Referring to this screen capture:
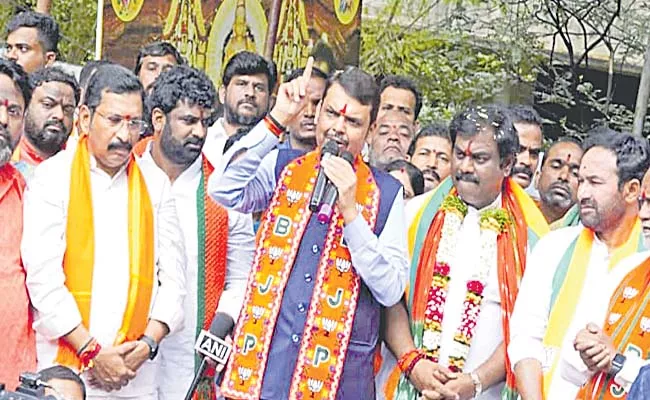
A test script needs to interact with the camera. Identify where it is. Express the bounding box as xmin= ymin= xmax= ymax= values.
xmin=0 ymin=373 xmax=56 ymax=399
